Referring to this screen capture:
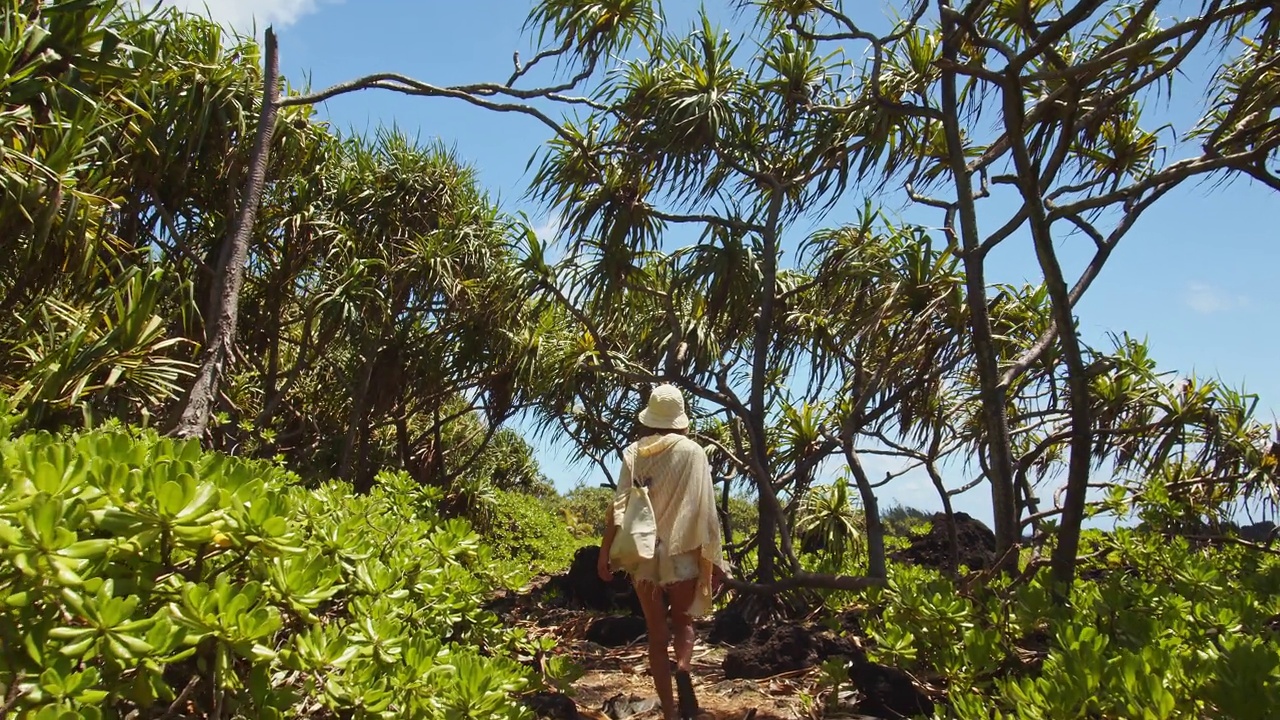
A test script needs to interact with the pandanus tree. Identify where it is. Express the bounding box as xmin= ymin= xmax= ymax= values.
xmin=278 ymin=0 xmax=1280 ymax=590
xmin=245 ymin=131 xmax=536 ymax=490
xmin=0 ymin=2 xmax=265 ymax=428
xmin=508 ymin=16 xmax=986 ymax=588
xmin=0 ymin=4 xmax=547 ymax=495
xmin=10 ymin=0 xmax=1272 ymax=593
